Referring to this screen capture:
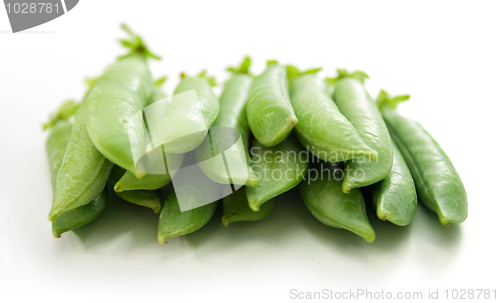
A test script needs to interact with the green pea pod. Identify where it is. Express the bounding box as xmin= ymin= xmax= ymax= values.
xmin=366 ymin=142 xmax=417 ymax=226
xmin=48 ymin=90 xmax=114 ymax=221
xmin=46 ymin=120 xmax=73 ymax=190
xmin=52 ymin=190 xmax=107 ymax=238
xmin=85 ymin=25 xmax=158 ymax=177
xmin=299 ymin=161 xmax=376 ymax=243
xmin=158 ymin=193 xmax=218 ymax=244
xmin=45 ymin=113 xmax=105 ymax=237
xmin=113 ymin=146 xmax=182 ymax=192
xmin=329 ymin=70 xmax=393 ymax=193
xmin=246 ymin=63 xmax=298 ymax=147
xmin=246 ymin=135 xmax=308 ymax=211
xmin=152 ymin=71 xmax=219 ymax=153
xmin=195 ymin=58 xmax=258 ymax=187
xmin=114 ymin=155 xmax=171 ymax=192
xmin=222 ymin=187 xmax=275 ymax=227
xmin=377 ymin=91 xmax=468 ymax=226
xmin=108 ymin=166 xmax=162 ymax=214
xmin=289 ymin=72 xmax=376 ymax=162
xmin=114 ymin=79 xmax=184 ymax=191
